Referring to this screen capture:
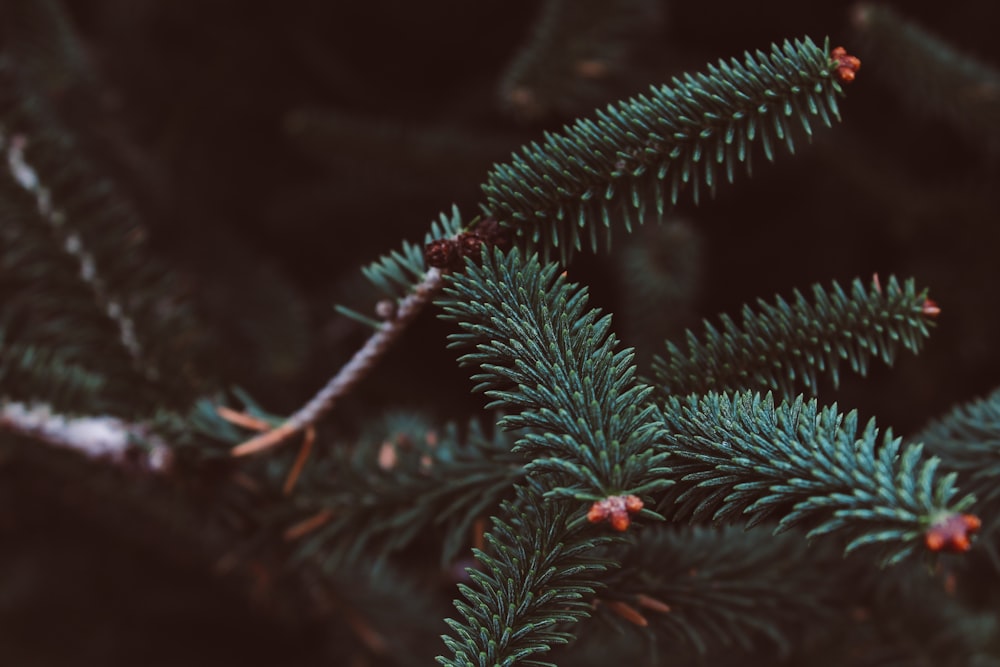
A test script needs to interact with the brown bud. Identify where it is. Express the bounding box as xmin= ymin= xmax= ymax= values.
xmin=925 ymin=513 xmax=981 ymax=553
xmin=830 ymin=46 xmax=861 ymax=84
xmin=425 ymin=238 xmax=460 ymax=270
